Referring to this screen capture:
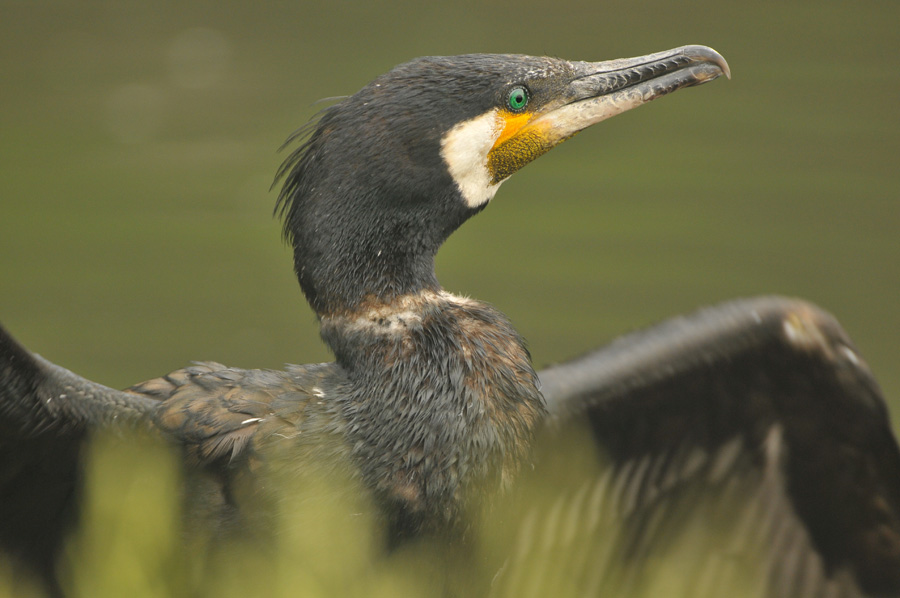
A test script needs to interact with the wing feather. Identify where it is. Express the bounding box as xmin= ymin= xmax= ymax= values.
xmin=519 ymin=296 xmax=900 ymax=597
